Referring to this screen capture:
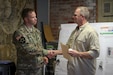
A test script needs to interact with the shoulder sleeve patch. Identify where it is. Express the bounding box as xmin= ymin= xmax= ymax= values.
xmin=18 ymin=37 xmax=26 ymax=44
